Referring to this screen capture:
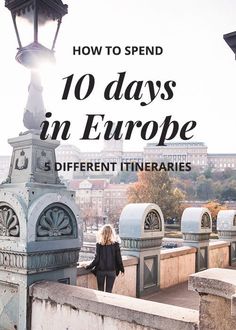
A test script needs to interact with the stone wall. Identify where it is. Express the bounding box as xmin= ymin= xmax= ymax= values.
xmin=77 ymin=248 xmax=197 ymax=294
xmin=189 ymin=268 xmax=236 ymax=330
xmin=77 ymin=256 xmax=138 ymax=297
xmin=77 ymin=241 xmax=230 ymax=295
xmin=30 ymin=281 xmax=199 ymax=330
xmin=209 ymin=241 xmax=230 ymax=268
xmin=160 ymin=246 xmax=196 ymax=289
